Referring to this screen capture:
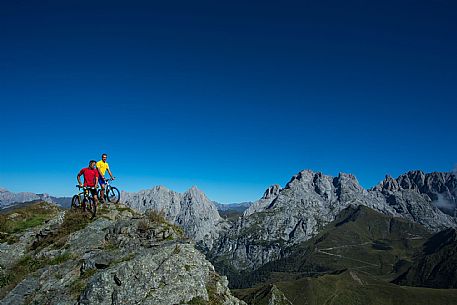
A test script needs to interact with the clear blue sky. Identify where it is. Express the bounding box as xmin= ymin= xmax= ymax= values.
xmin=0 ymin=0 xmax=456 ymax=203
